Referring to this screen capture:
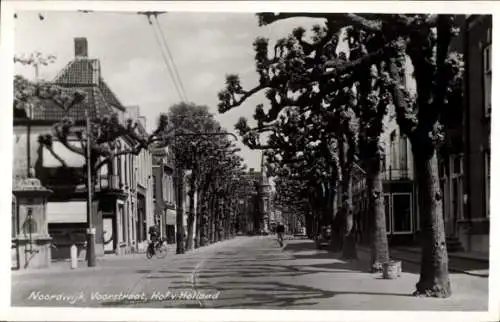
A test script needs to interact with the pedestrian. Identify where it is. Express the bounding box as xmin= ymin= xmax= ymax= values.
xmin=148 ymin=224 xmax=160 ymax=255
